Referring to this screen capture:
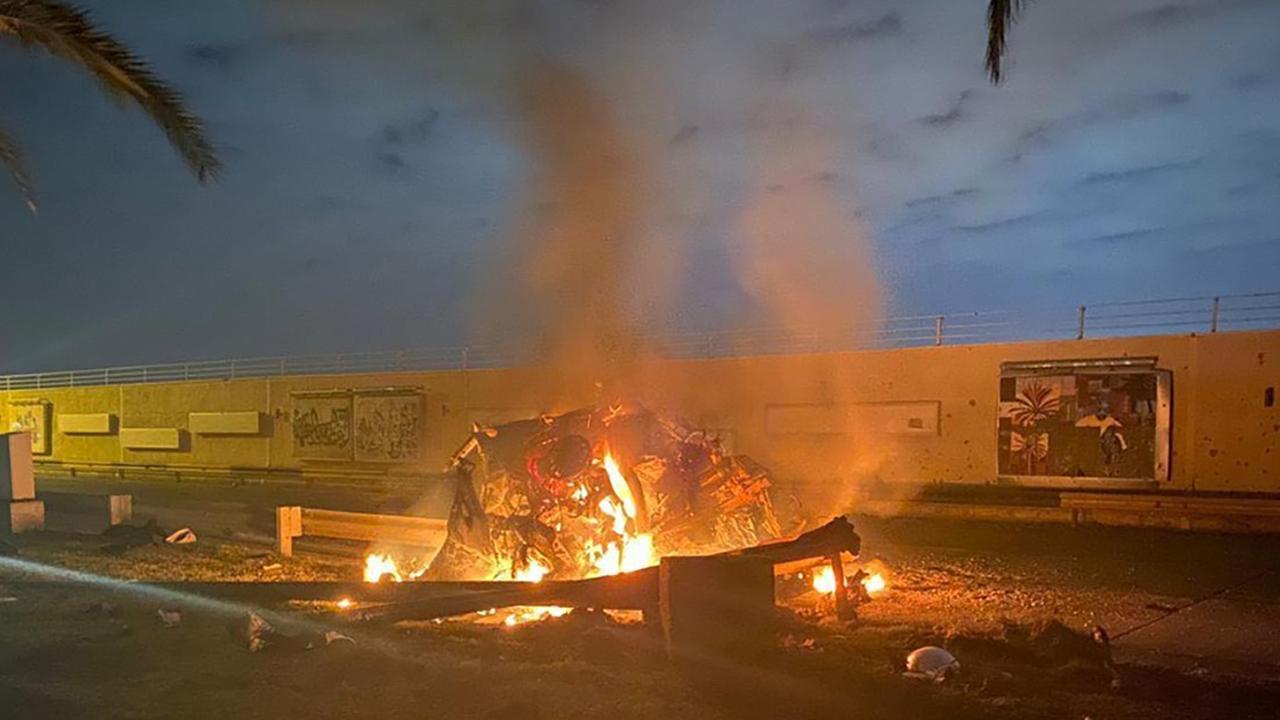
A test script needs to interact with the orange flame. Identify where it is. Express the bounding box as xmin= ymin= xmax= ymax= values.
xmin=863 ymin=573 xmax=886 ymax=595
xmin=513 ymin=557 xmax=549 ymax=583
xmin=811 ymin=565 xmax=837 ymax=594
xmin=502 ymin=605 xmax=572 ymax=626
xmin=811 ymin=565 xmax=888 ymax=596
xmin=590 ymin=451 xmax=654 ymax=577
xmin=364 ymin=553 xmax=402 ymax=583
xmin=363 ymin=553 xmax=427 ymax=583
